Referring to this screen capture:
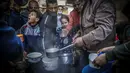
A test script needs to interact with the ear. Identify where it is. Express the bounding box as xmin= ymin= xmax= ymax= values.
xmin=36 ymin=18 xmax=39 ymax=22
